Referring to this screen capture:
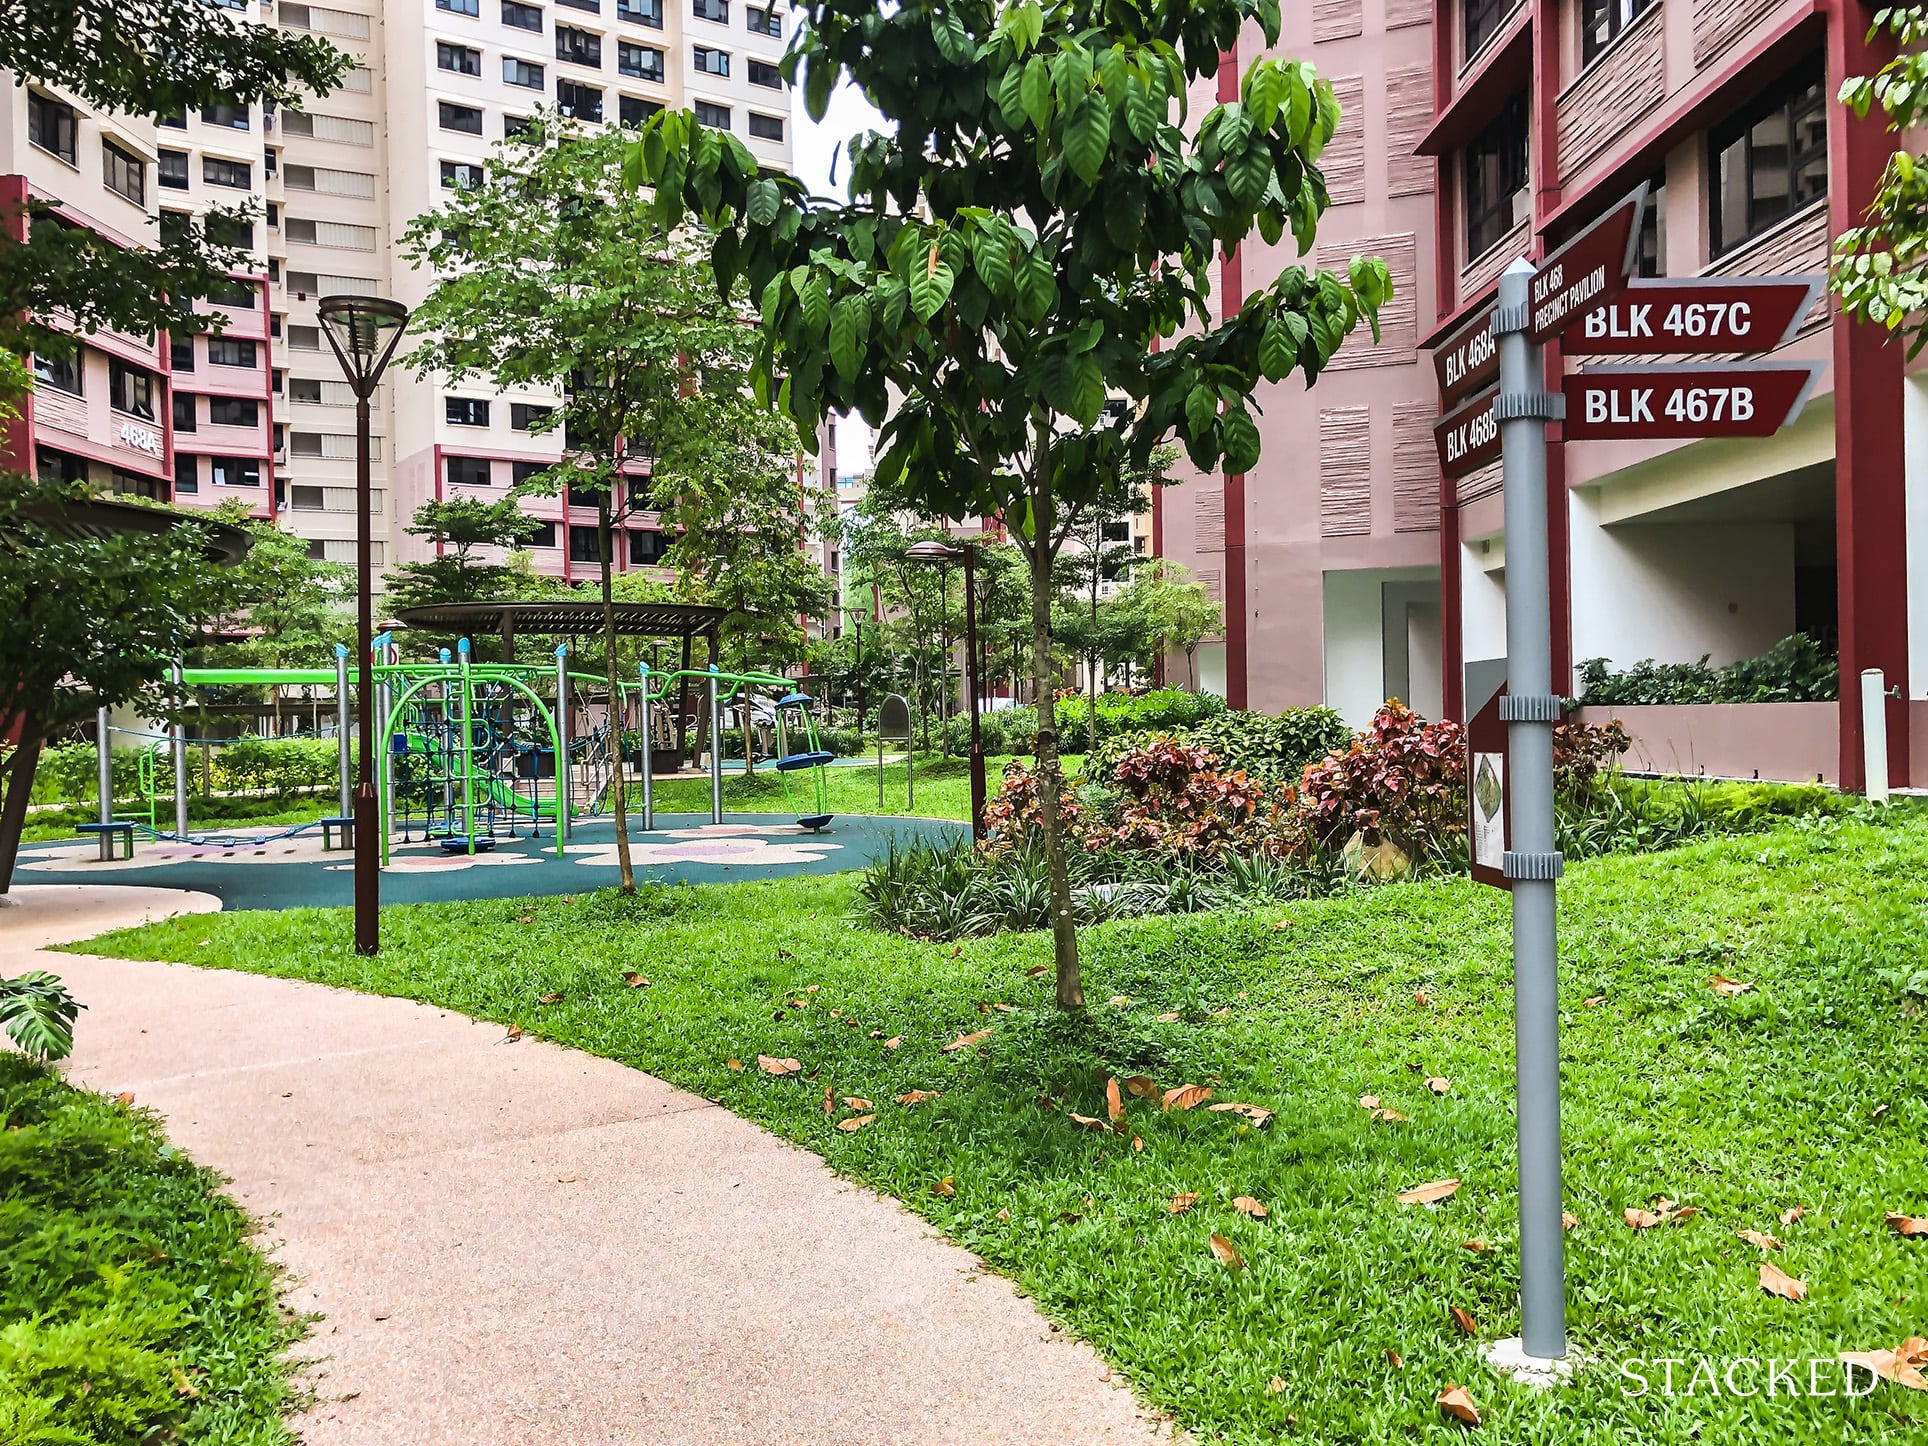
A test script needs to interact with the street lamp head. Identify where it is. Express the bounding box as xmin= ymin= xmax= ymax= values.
xmin=317 ymin=295 xmax=410 ymax=396
xmin=904 ymin=540 xmax=966 ymax=563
